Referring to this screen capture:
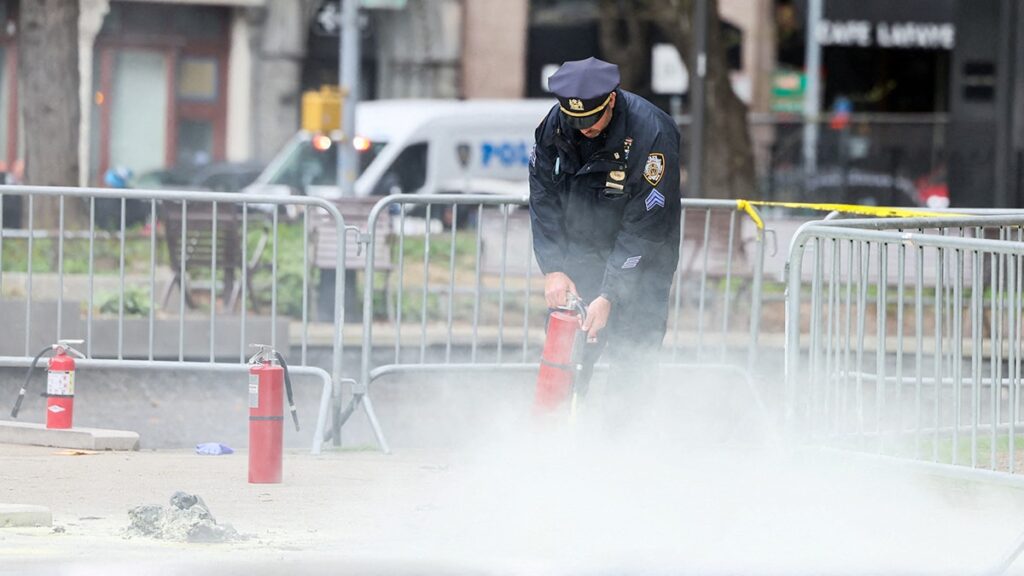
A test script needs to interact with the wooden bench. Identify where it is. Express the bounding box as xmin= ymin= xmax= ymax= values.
xmin=480 ymin=206 xmax=540 ymax=278
xmin=160 ymin=201 xmax=268 ymax=312
xmin=310 ymin=197 xmax=394 ymax=321
xmin=678 ymin=208 xmax=753 ymax=279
